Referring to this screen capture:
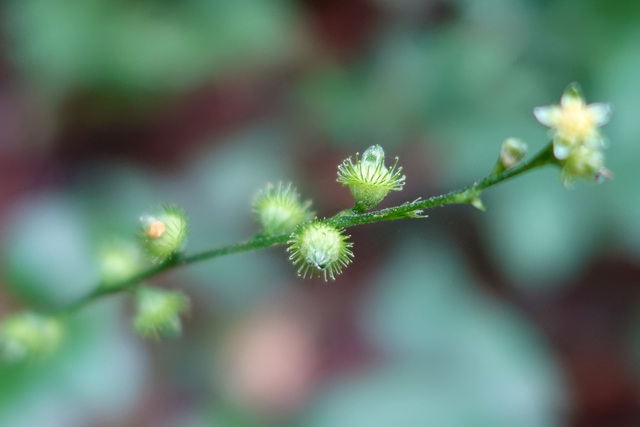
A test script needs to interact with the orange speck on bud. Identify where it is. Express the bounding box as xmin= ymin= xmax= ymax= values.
xmin=147 ymin=221 xmax=166 ymax=239
xmin=139 ymin=205 xmax=188 ymax=261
